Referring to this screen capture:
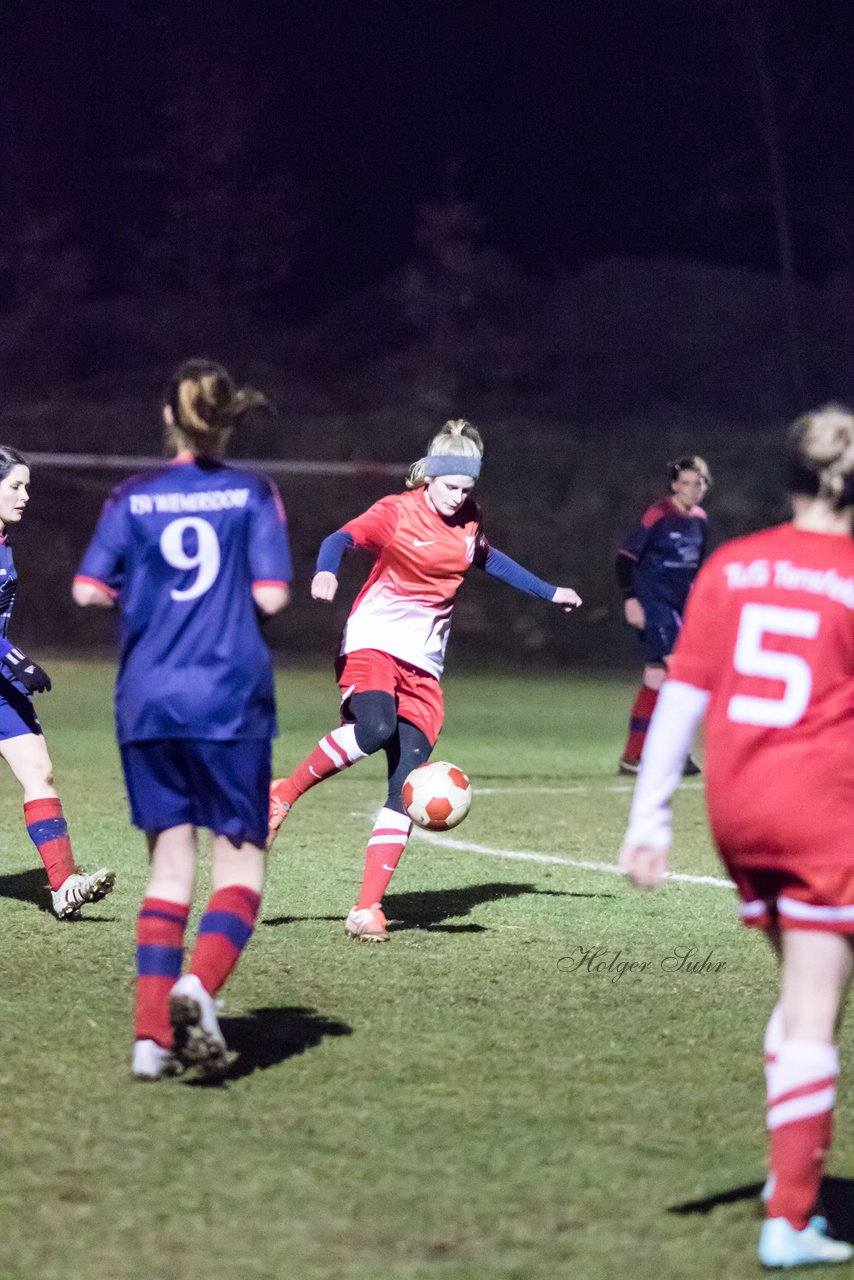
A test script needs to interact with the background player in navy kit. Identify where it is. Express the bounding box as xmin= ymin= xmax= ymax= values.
xmin=73 ymin=360 xmax=292 ymax=1080
xmin=0 ymin=446 xmax=115 ymax=918
xmin=615 ymin=455 xmax=711 ymax=775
